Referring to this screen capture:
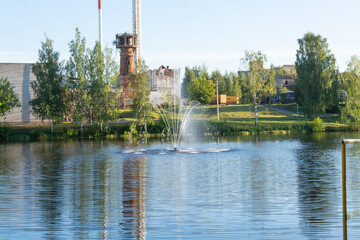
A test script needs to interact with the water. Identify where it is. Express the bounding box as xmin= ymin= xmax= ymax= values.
xmin=1 ymin=132 xmax=360 ymax=239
